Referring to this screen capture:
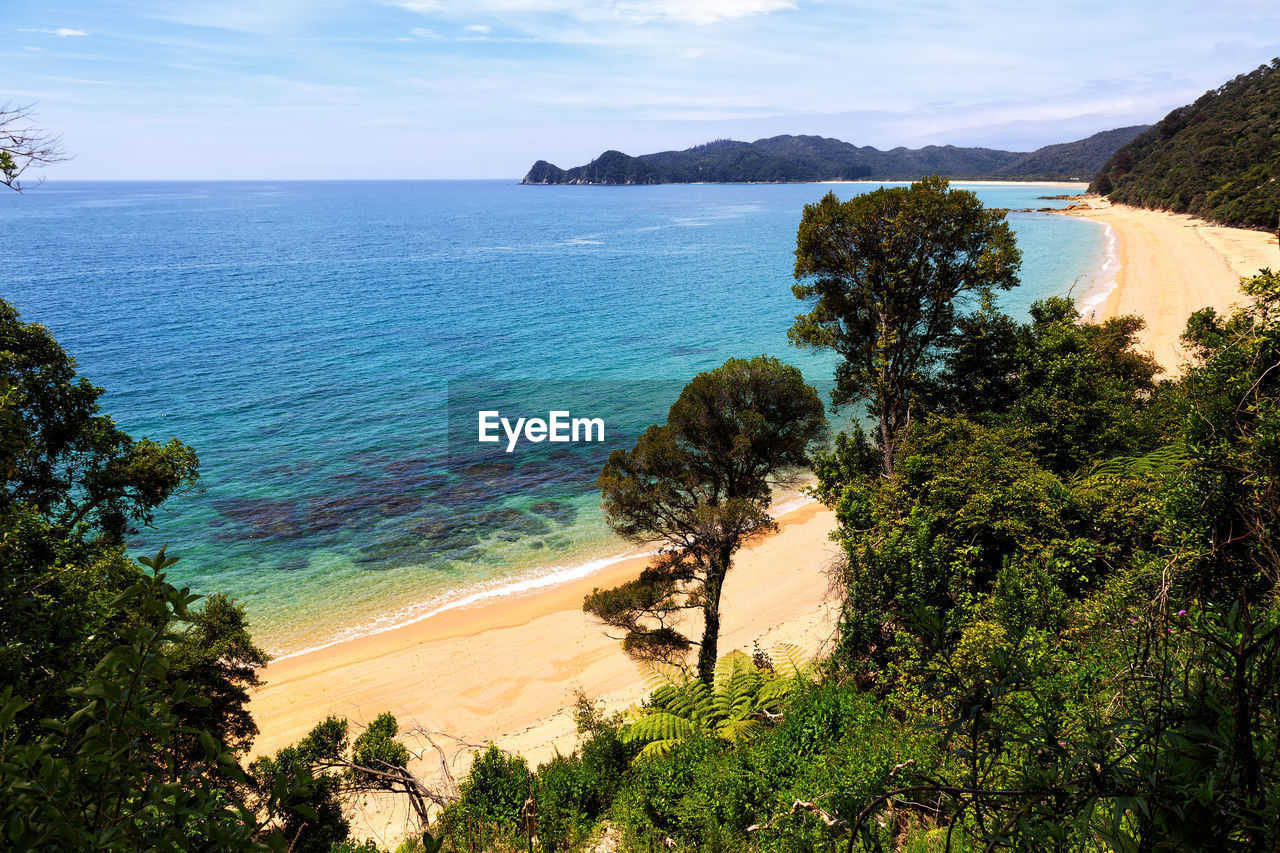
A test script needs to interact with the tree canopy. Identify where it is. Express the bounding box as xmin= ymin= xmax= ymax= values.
xmin=584 ymin=356 xmax=825 ymax=683
xmin=0 ymin=300 xmax=199 ymax=543
xmin=789 ymin=176 xmax=1021 ymax=475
